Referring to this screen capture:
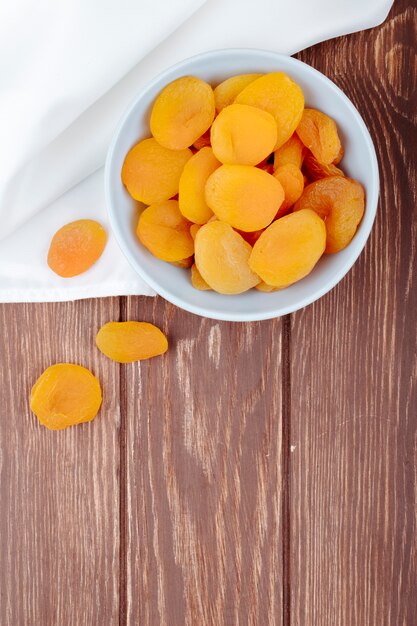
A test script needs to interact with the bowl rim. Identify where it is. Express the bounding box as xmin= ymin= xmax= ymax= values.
xmin=105 ymin=48 xmax=379 ymax=322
